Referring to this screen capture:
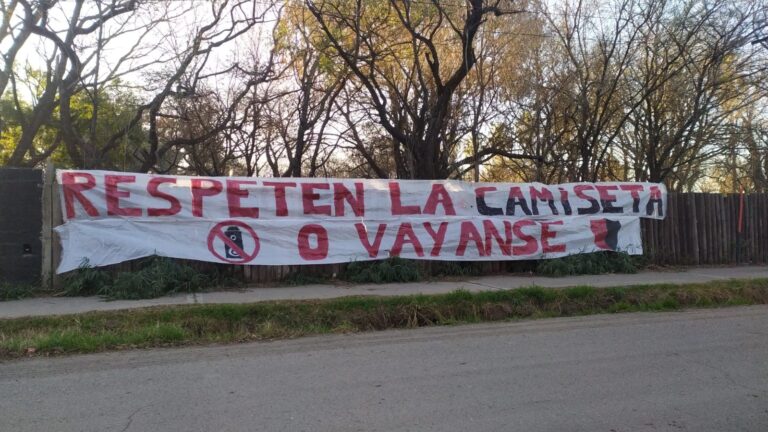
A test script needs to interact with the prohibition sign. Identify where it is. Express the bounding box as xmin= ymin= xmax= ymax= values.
xmin=207 ymin=220 xmax=260 ymax=264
